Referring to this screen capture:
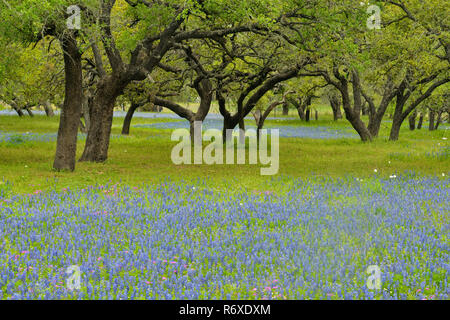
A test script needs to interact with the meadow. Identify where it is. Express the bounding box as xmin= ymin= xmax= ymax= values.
xmin=0 ymin=111 xmax=449 ymax=300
